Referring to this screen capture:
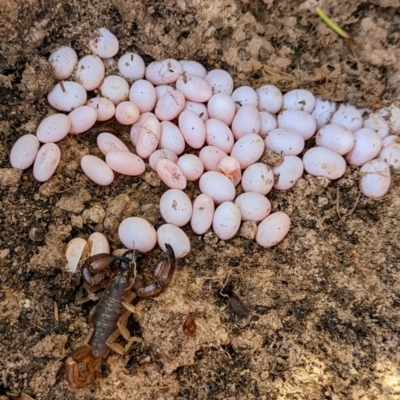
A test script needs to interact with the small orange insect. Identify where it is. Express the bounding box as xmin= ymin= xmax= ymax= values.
xmin=182 ymin=311 xmax=197 ymax=336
